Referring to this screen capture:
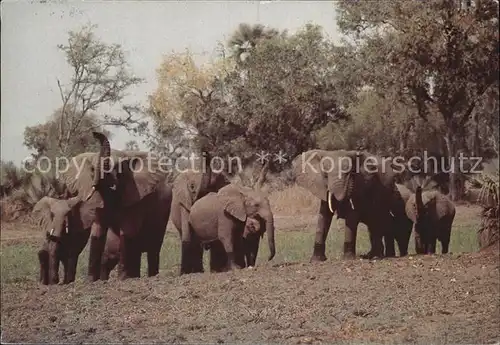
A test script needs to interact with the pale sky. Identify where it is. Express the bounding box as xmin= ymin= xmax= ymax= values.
xmin=1 ymin=0 xmax=340 ymax=164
